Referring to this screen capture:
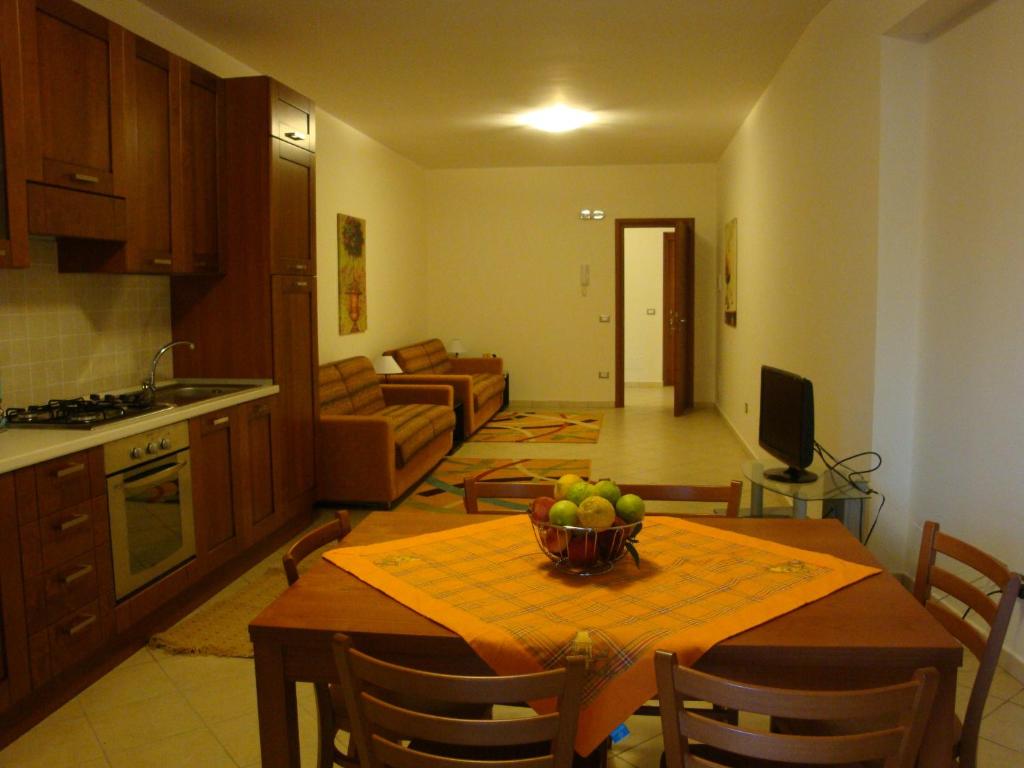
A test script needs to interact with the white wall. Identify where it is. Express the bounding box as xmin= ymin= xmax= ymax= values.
xmin=424 ymin=165 xmax=717 ymax=403
xmin=906 ymin=0 xmax=1024 ymax=665
xmin=624 ymin=228 xmax=670 ymax=384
